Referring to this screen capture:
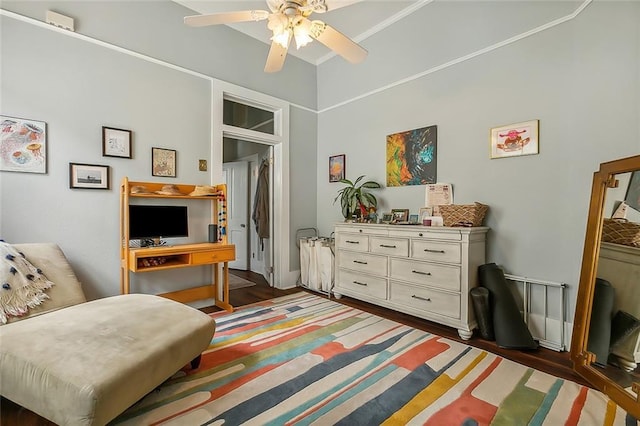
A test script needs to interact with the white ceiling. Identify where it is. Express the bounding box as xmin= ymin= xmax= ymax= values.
xmin=173 ymin=0 xmax=429 ymax=65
